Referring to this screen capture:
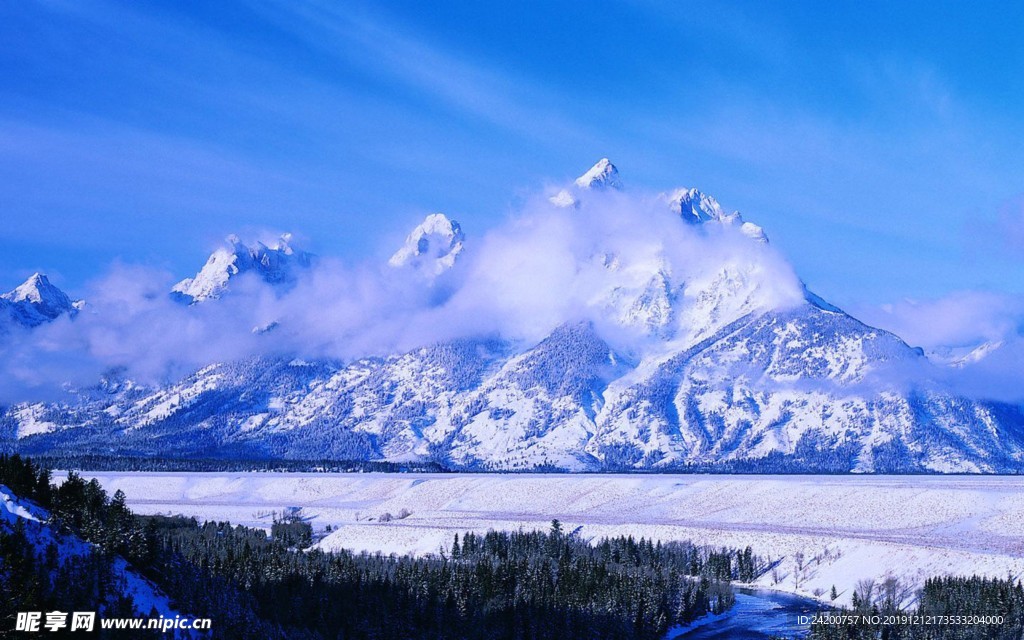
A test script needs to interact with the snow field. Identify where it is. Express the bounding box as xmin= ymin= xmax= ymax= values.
xmin=80 ymin=472 xmax=1024 ymax=607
